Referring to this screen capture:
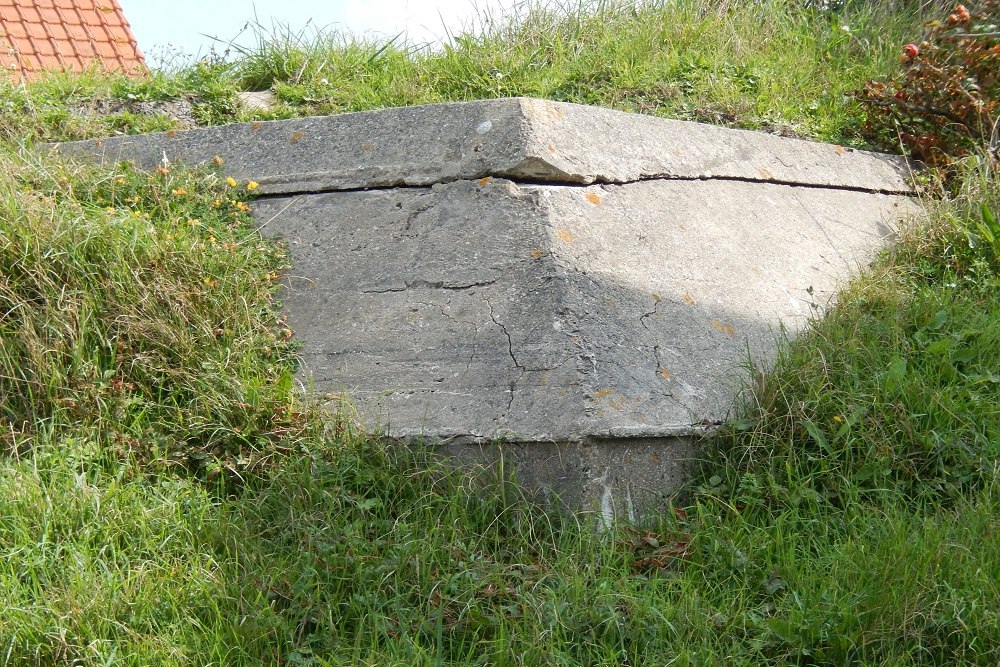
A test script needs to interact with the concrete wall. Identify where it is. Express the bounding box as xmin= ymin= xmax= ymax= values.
xmin=54 ymin=98 xmax=922 ymax=519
